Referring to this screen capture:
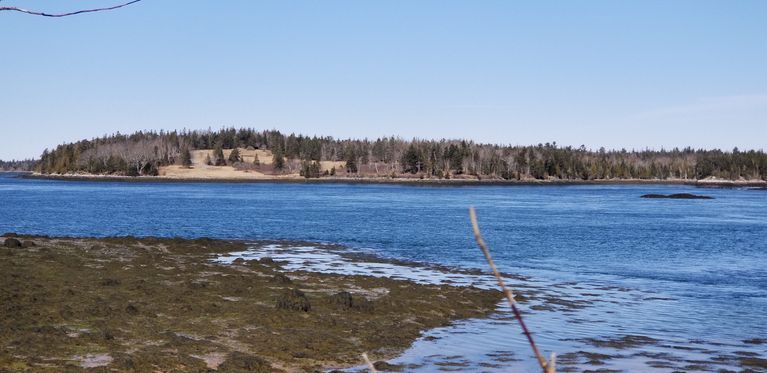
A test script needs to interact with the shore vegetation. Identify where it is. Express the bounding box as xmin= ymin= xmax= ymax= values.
xmin=22 ymin=128 xmax=767 ymax=181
